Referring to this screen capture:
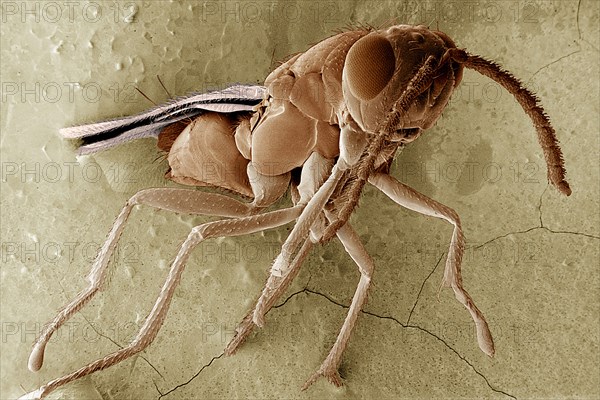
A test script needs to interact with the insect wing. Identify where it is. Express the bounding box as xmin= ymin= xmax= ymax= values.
xmin=60 ymin=84 xmax=266 ymax=155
